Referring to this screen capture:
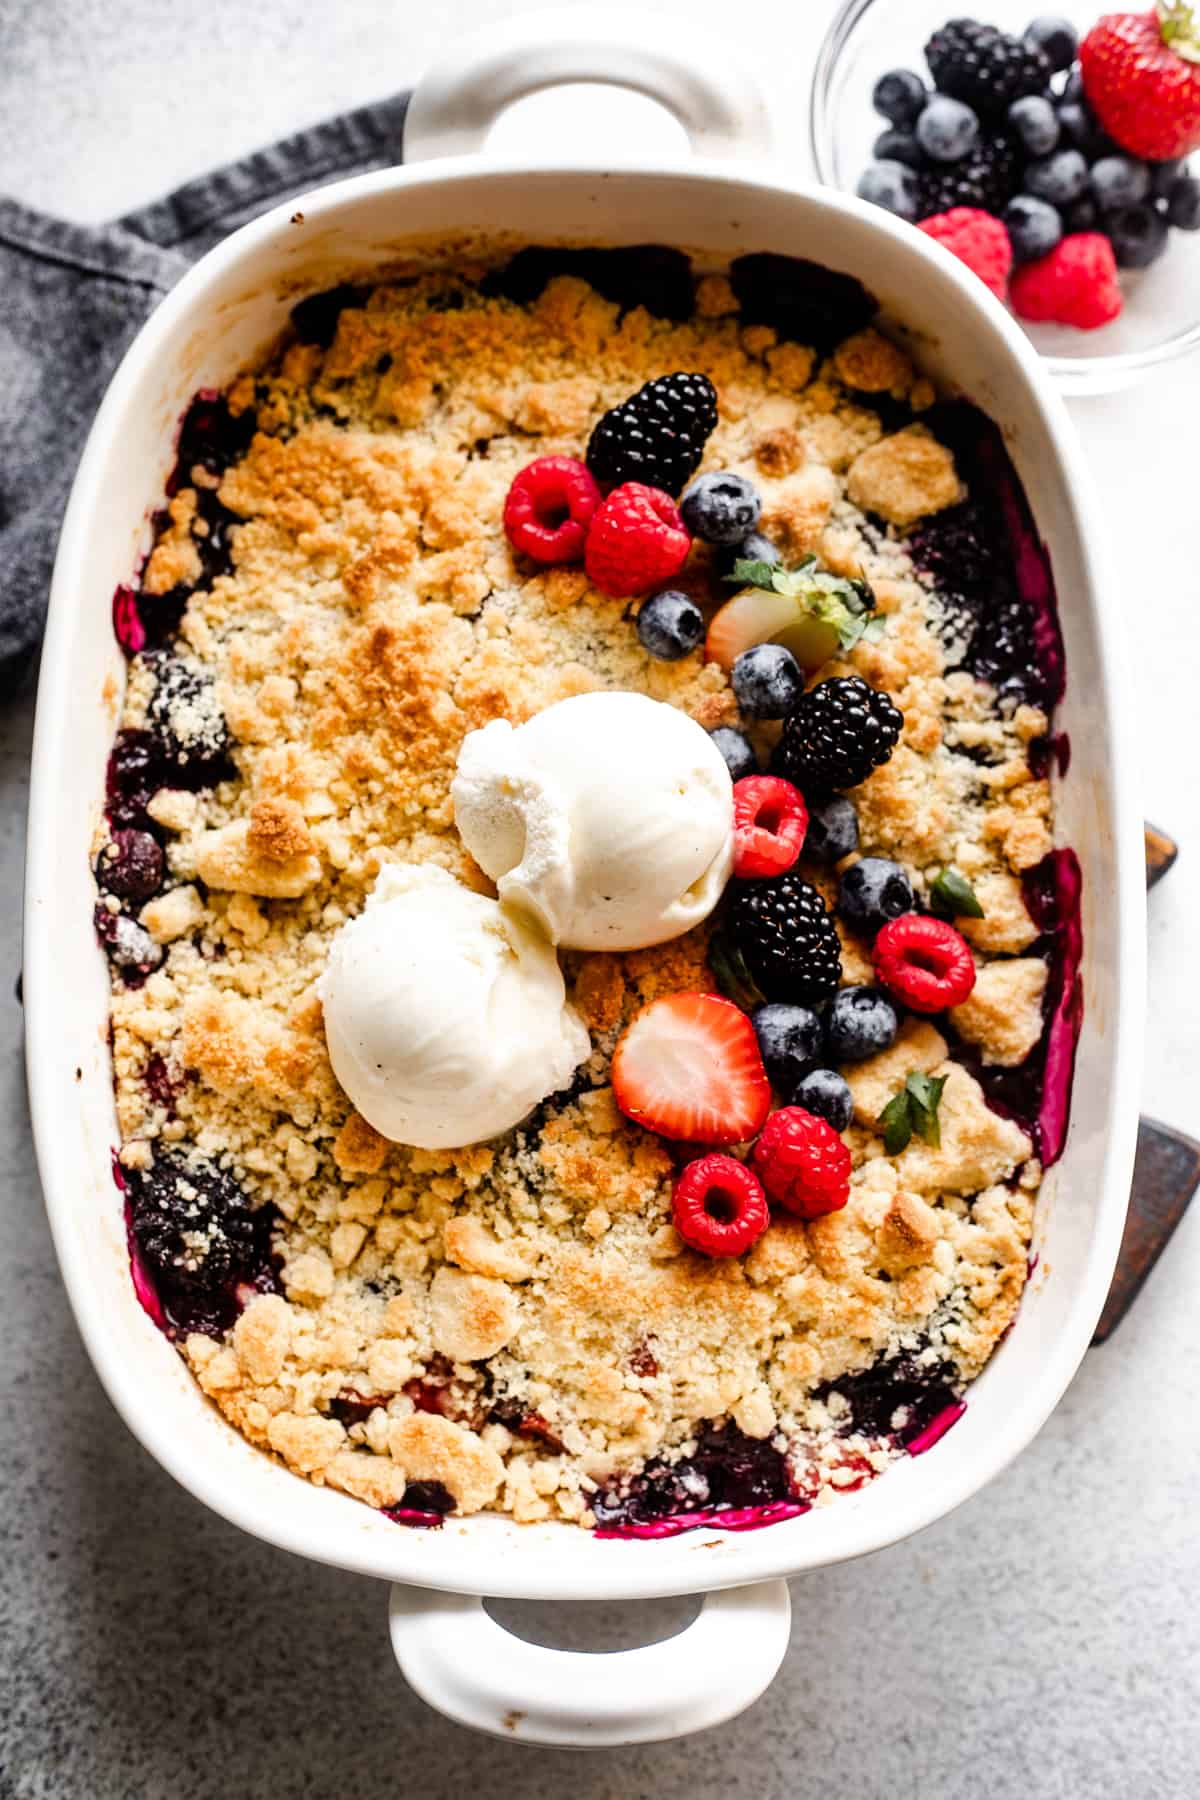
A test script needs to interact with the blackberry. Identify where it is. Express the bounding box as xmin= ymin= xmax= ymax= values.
xmin=968 ymin=594 xmax=1045 ymax=703
xmin=728 ymin=873 xmax=842 ymax=1006
xmin=924 ymin=19 xmax=1050 ymax=117
xmin=908 ymin=500 xmax=998 ymax=599
xmin=774 ymin=676 xmax=903 ymax=792
xmin=919 ymin=133 xmax=1020 ymax=214
xmin=728 ymin=253 xmax=877 ymax=356
xmin=146 ymin=655 xmax=235 ymax=788
xmin=586 ymin=372 xmax=717 ymax=495
xmin=128 ymin=1151 xmax=266 ymax=1332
